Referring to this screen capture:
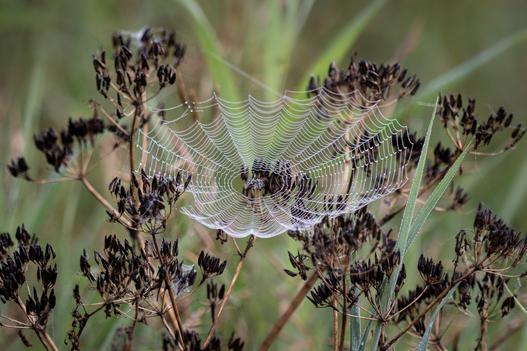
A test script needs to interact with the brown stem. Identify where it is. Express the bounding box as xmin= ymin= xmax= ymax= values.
xmin=40 ymin=329 xmax=59 ymax=351
xmin=259 ymin=271 xmax=319 ymax=351
xmin=202 ymin=237 xmax=255 ymax=349
xmin=98 ymin=104 xmax=130 ymax=137
xmin=332 ymin=304 xmax=339 ymax=351
xmin=79 ymin=175 xmax=134 ymax=228
xmin=129 ymin=109 xmax=139 ymax=201
xmin=338 ymin=281 xmax=347 ymax=351
xmin=33 ymin=329 xmax=50 ymax=351
xmin=16 ymin=298 xmax=58 ymax=351
xmin=477 ymin=313 xmax=489 ymax=351
xmin=383 ymin=267 xmax=476 ymax=349
xmin=151 ymin=234 xmax=187 ymax=350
